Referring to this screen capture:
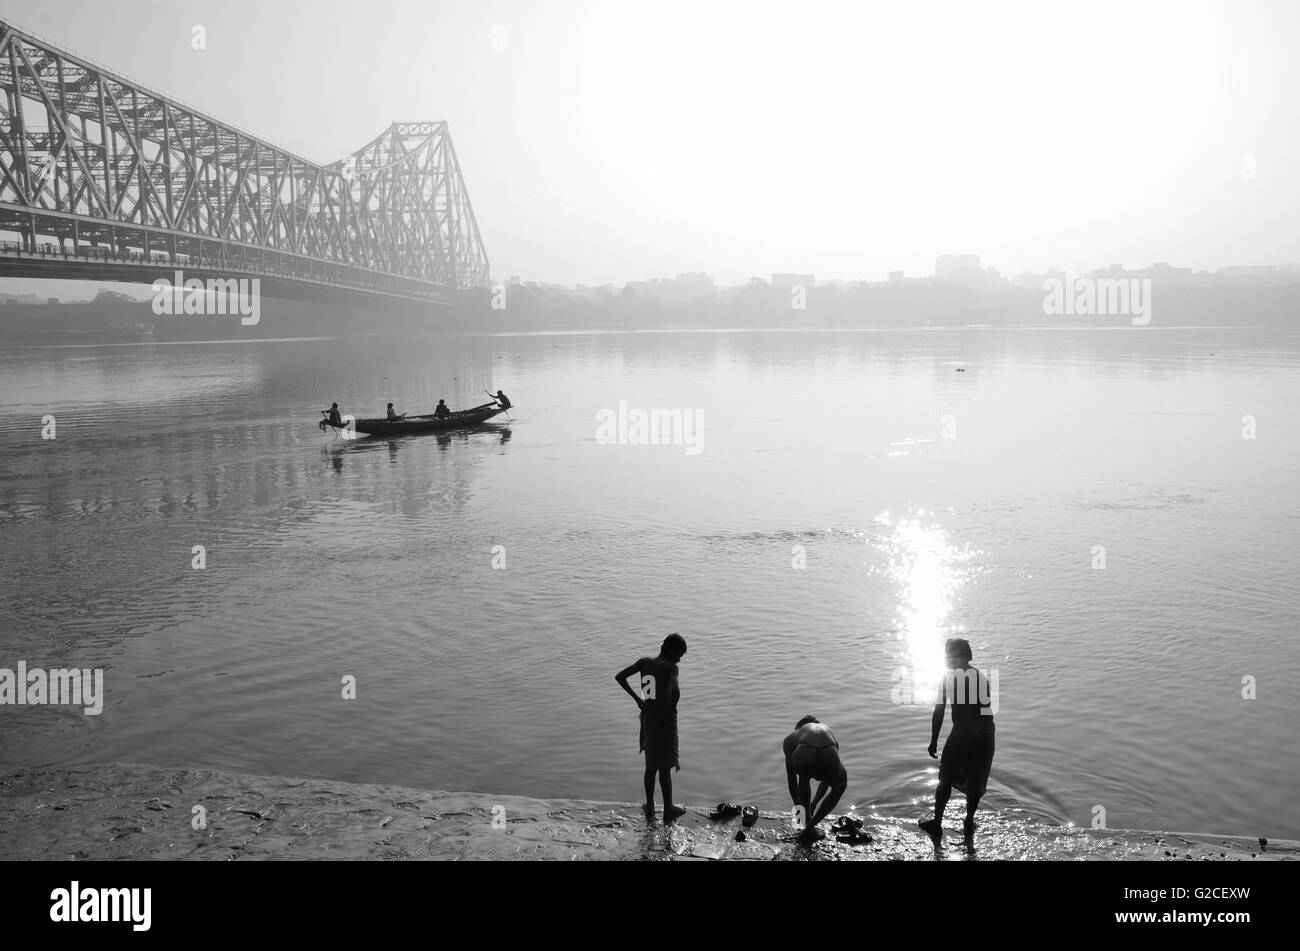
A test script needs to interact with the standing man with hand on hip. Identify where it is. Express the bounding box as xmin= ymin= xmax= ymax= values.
xmin=615 ymin=634 xmax=688 ymax=823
